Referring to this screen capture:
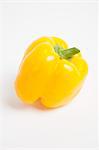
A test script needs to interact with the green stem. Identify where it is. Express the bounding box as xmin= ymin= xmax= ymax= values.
xmin=54 ymin=45 xmax=80 ymax=60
